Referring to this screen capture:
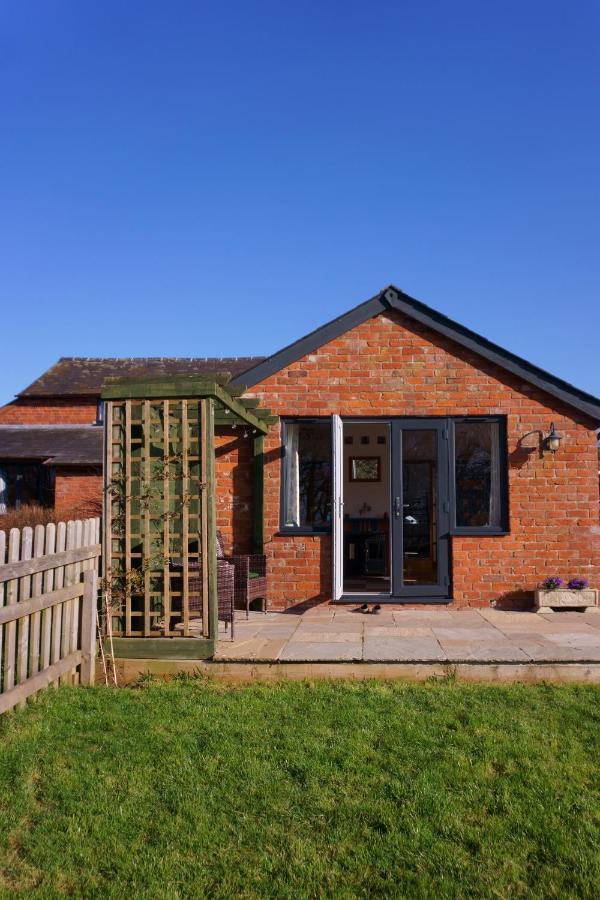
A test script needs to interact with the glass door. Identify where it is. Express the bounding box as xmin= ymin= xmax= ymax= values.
xmin=391 ymin=421 xmax=450 ymax=599
xmin=332 ymin=414 xmax=344 ymax=601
